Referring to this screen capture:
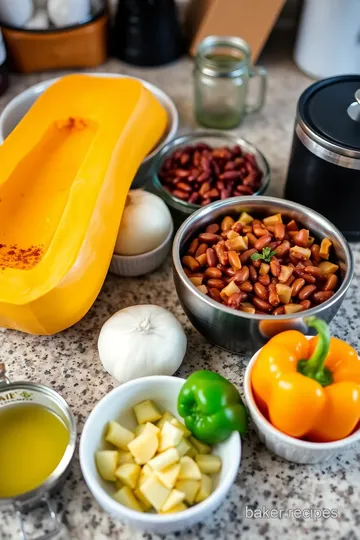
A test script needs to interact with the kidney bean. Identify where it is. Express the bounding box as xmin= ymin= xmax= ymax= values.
xmin=258 ymin=274 xmax=271 ymax=287
xmin=274 ymin=223 xmax=285 ymax=241
xmin=240 ymin=281 xmax=253 ymax=293
xmin=253 ymin=224 xmax=269 ymax=238
xmin=304 ymin=266 xmax=323 ymax=279
xmin=294 ymin=268 xmax=316 ymax=284
xmin=298 ymin=284 xmax=317 ymax=300
xmin=177 ymin=182 xmax=192 ymax=193
xmin=274 ymin=240 xmax=290 ymax=257
xmin=294 ymin=229 xmax=309 ymax=248
xmin=198 ymin=233 xmax=220 ymax=244
xmin=311 ymin=244 xmax=321 ymax=263
xmin=272 ymin=306 xmax=285 ymax=315
xmin=299 ymin=299 xmax=311 ymax=310
xmin=214 ymin=242 xmax=228 ymax=265
xmin=284 ymin=275 xmax=295 ymax=287
xmin=254 ymin=282 xmax=269 ymax=301
xmin=254 ymin=234 xmax=272 ymax=251
xmin=218 ymin=264 xmax=235 ymax=277
xmin=240 ymin=248 xmax=257 ymax=264
xmin=228 ymin=251 xmax=242 ymax=270
xmin=183 ymin=256 xmax=200 ymax=272
xmin=201 ymin=198 xmax=212 ymax=206
xmin=206 ymin=247 xmax=217 ymax=268
xmin=287 ymin=220 xmax=298 ymax=231
xmin=253 ymin=297 xmax=272 ymax=312
xmin=195 ymin=243 xmax=208 ymax=258
xmin=232 ymin=267 xmax=250 ymax=284
xmin=206 ymin=223 xmax=220 ymax=234
xmin=188 ymin=192 xmax=200 ymax=204
xmin=291 ymin=278 xmax=305 ymax=297
xmin=246 ymin=232 xmax=258 ymax=247
xmin=232 ymin=221 xmax=243 ymax=234
xmin=228 ymin=292 xmax=247 ymax=309
xmin=312 ymin=291 xmax=334 ymax=304
xmin=204 ymin=267 xmax=222 ymax=280
xmin=173 ymin=189 xmax=189 ymax=200
xmin=323 ymin=274 xmax=338 ymax=291
xmin=270 ymin=258 xmax=281 ymax=277
xmin=251 ymin=258 xmax=262 ymax=269
xmin=188 ymin=238 xmax=199 ymax=256
xmin=208 ymin=287 xmax=222 ymax=302
xmin=249 ymin=266 xmax=258 ymax=282
xmin=268 ymin=284 xmax=280 ymax=306
xmin=207 ymin=279 xmax=225 ymax=290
